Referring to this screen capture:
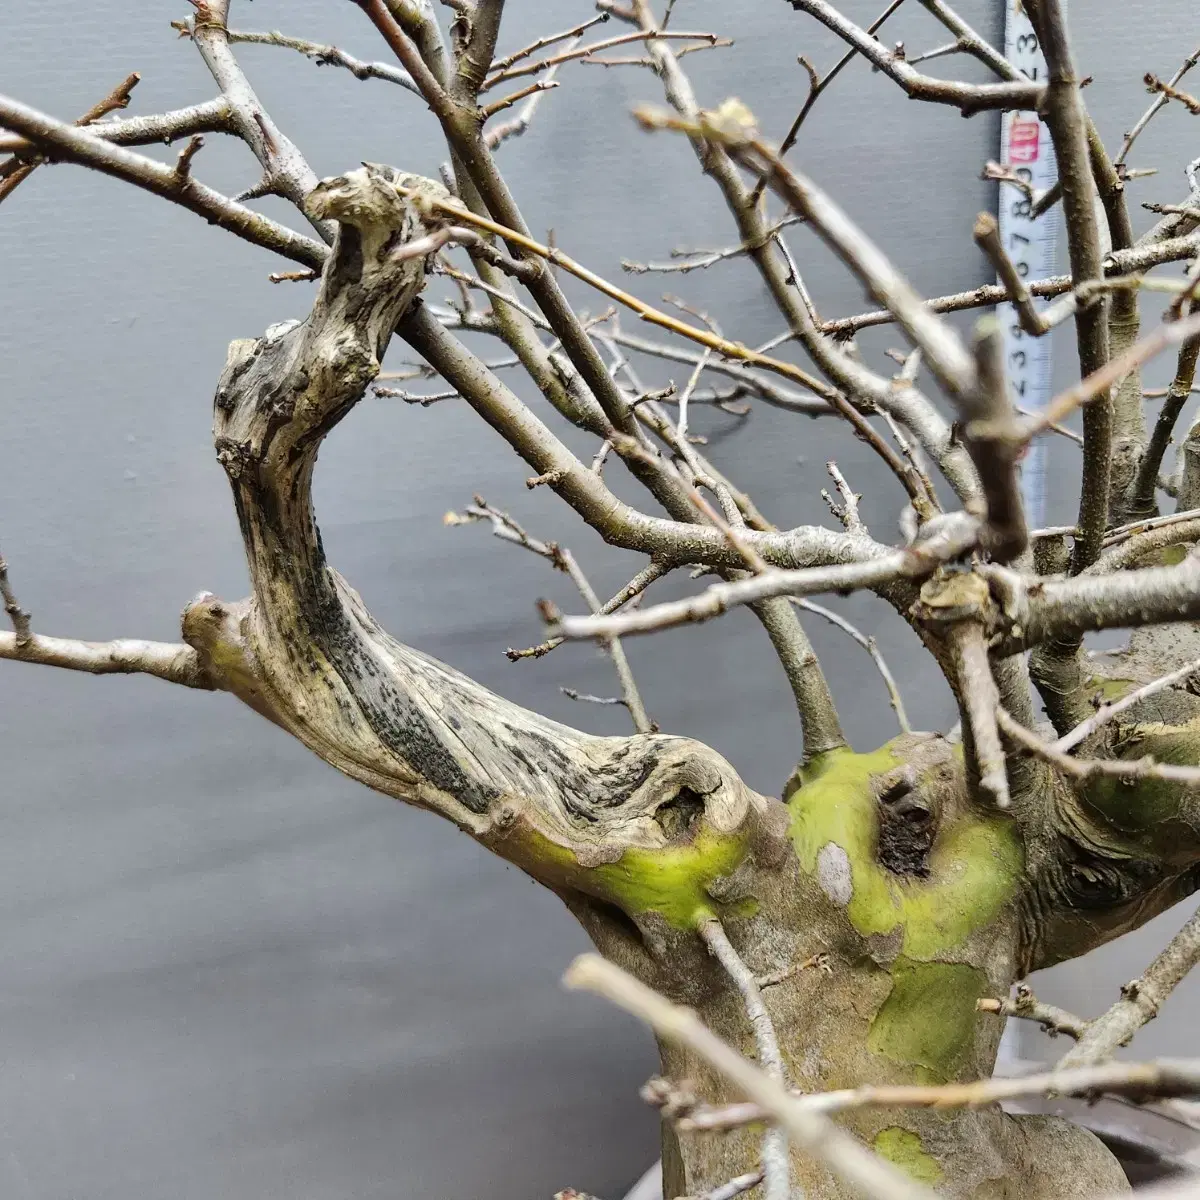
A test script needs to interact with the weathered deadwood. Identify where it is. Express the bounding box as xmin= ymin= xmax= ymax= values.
xmin=180 ymin=163 xmax=782 ymax=925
